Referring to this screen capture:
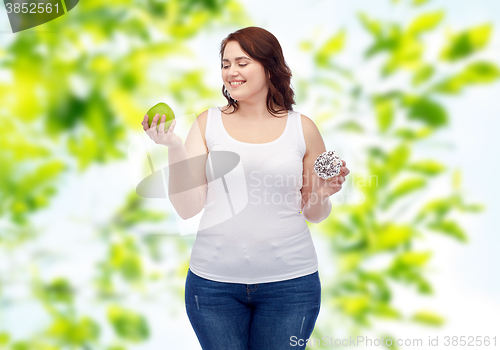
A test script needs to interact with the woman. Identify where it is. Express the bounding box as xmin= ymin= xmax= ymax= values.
xmin=142 ymin=26 xmax=349 ymax=350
